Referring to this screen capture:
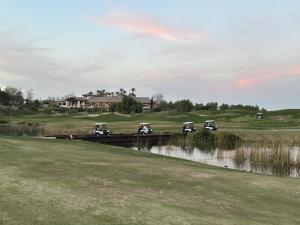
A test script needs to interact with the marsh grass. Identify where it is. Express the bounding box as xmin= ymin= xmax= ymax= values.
xmin=168 ymin=129 xmax=241 ymax=150
xmin=233 ymin=139 xmax=300 ymax=175
xmin=0 ymin=123 xmax=91 ymax=136
xmin=0 ymin=124 xmax=44 ymax=136
xmin=234 ymin=147 xmax=248 ymax=166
